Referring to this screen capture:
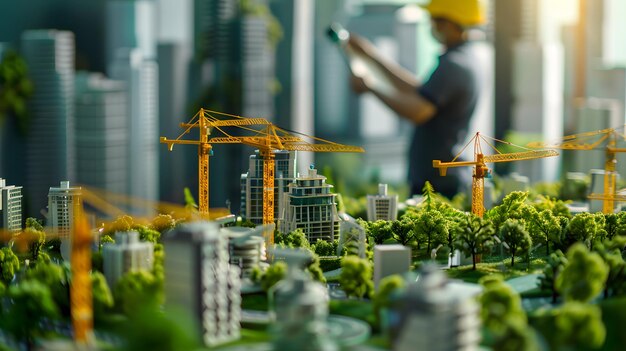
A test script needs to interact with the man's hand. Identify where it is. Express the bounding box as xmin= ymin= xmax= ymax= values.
xmin=347 ymin=33 xmax=379 ymax=60
xmin=350 ymin=74 xmax=369 ymax=94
